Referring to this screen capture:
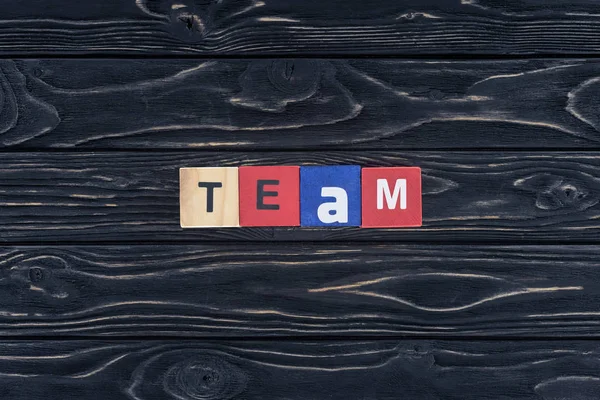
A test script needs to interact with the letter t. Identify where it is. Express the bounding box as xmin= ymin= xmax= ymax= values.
xmin=198 ymin=182 xmax=222 ymax=212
